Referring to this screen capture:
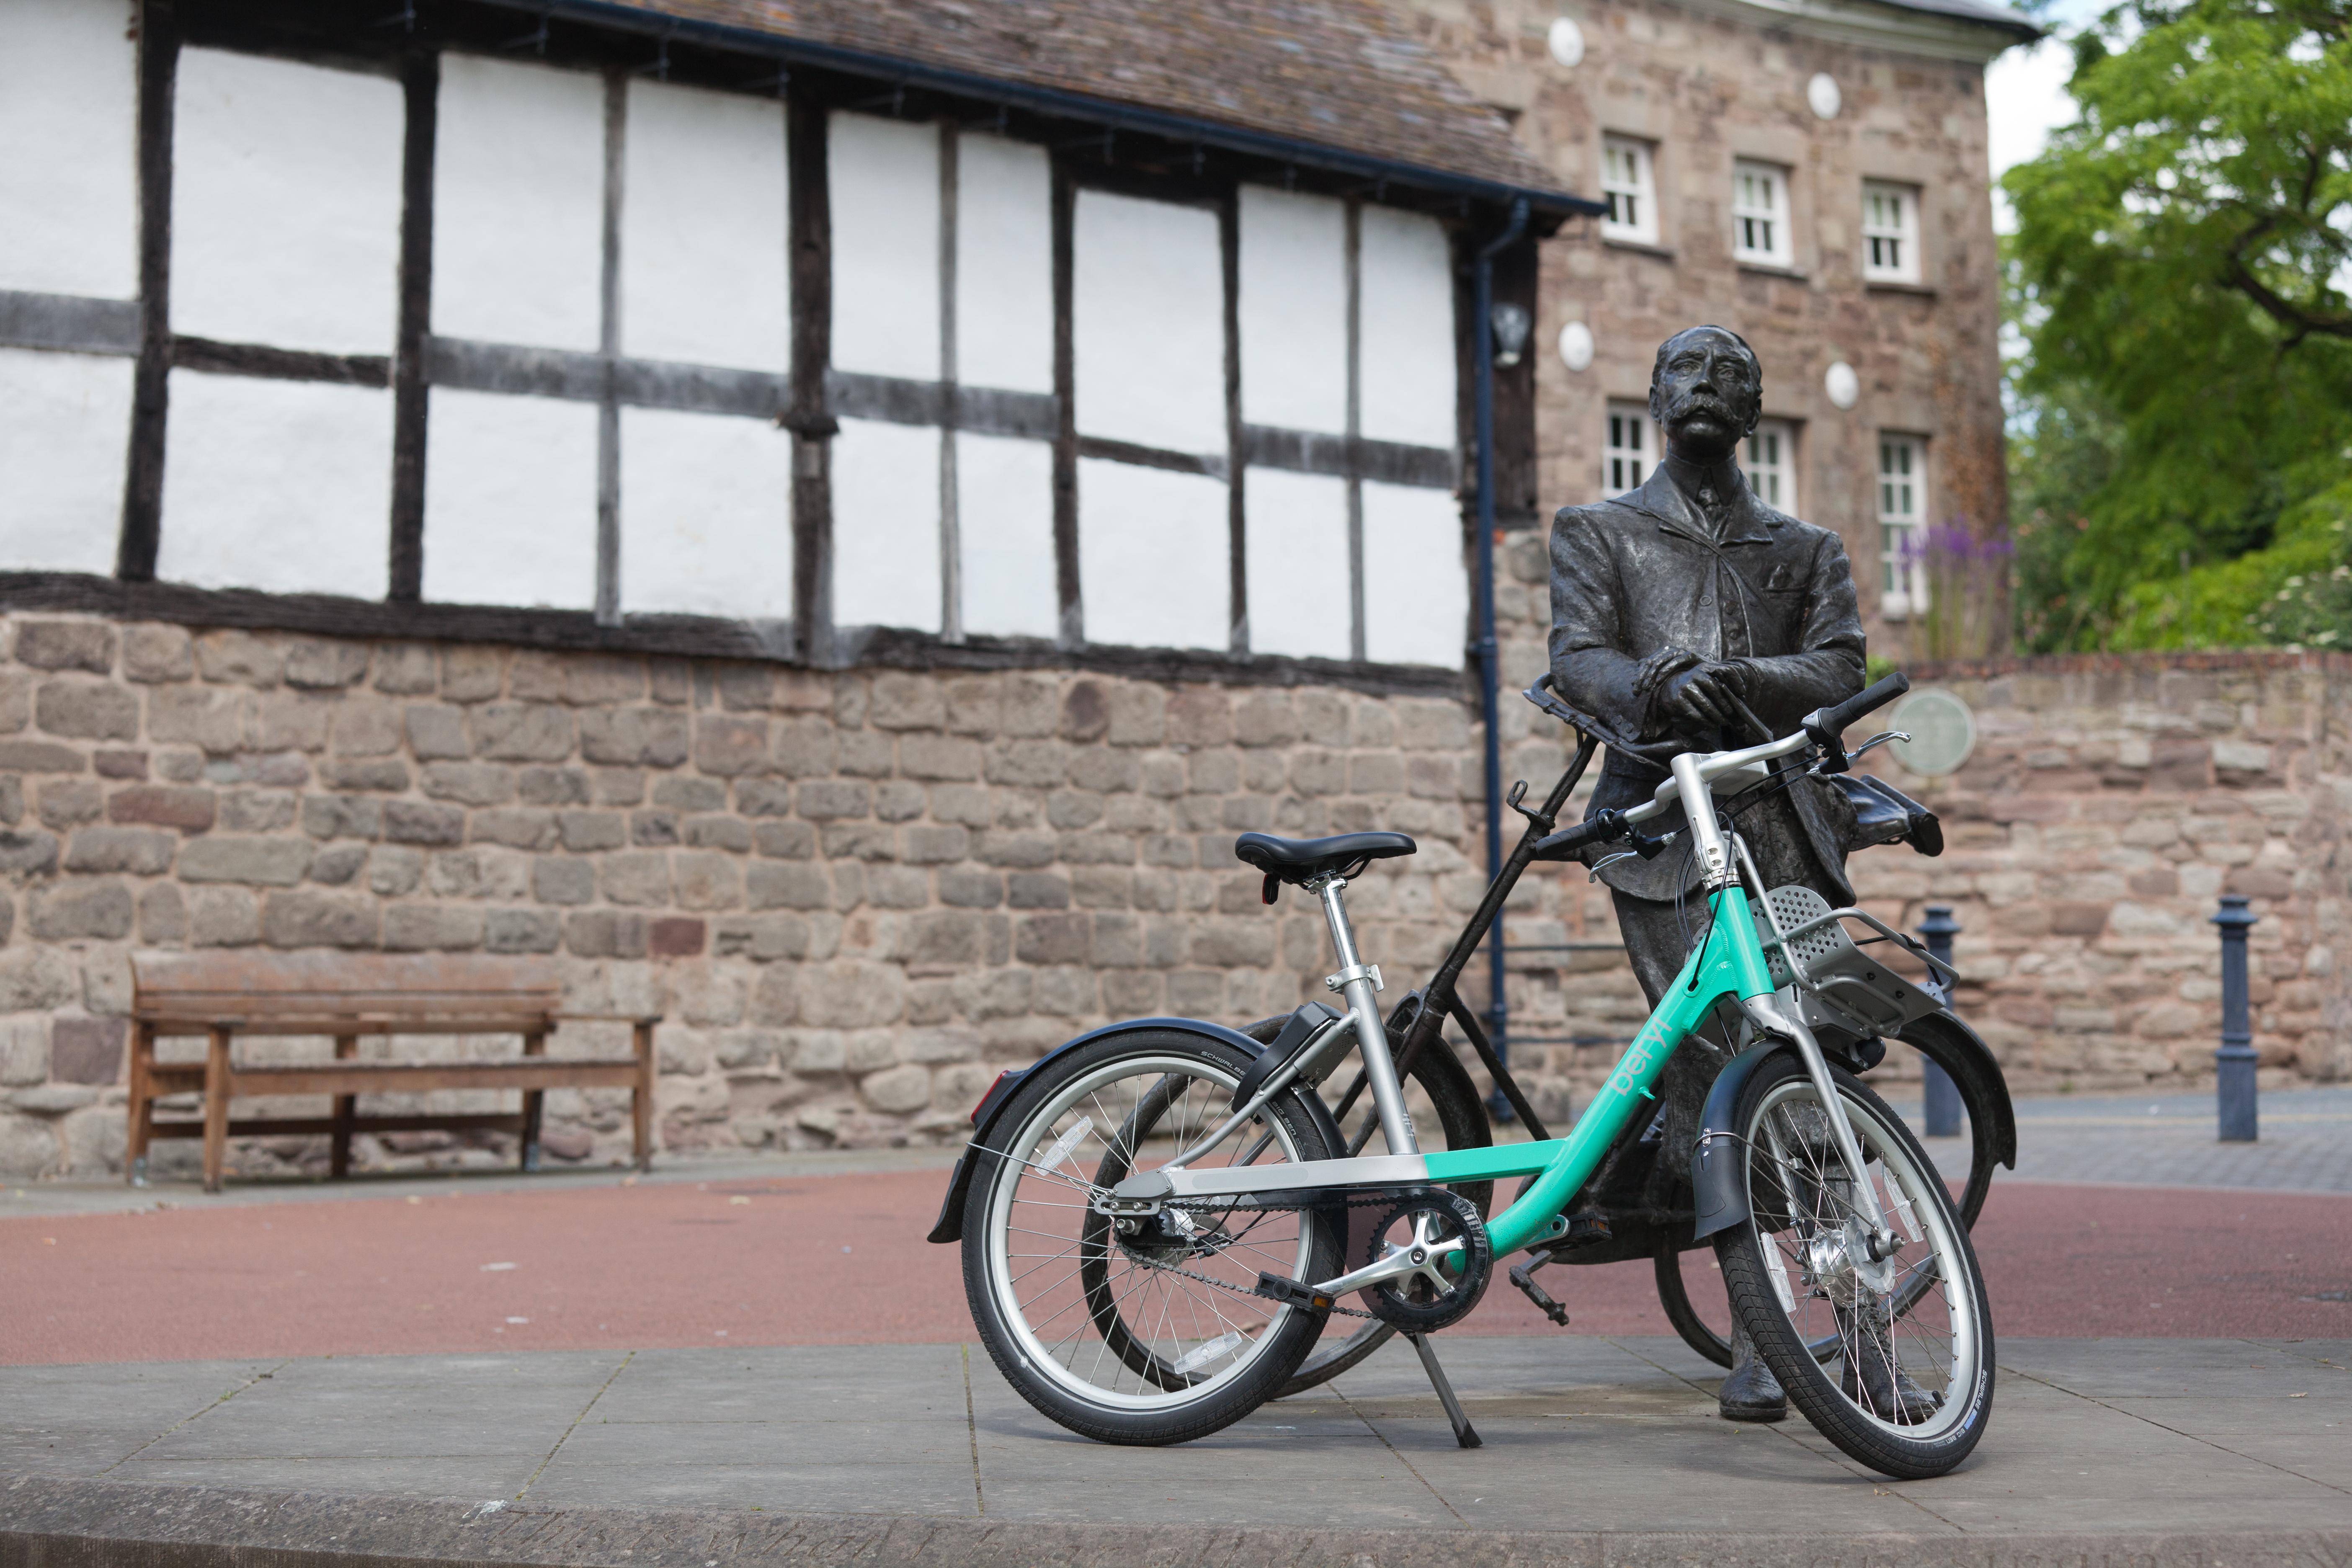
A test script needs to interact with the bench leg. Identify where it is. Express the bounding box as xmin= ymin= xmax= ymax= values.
xmin=125 ymin=1021 xmax=154 ymax=1188
xmin=632 ymin=1019 xmax=654 ymax=1173
xmin=202 ymin=1026 xmax=232 ymax=1194
xmin=330 ymin=1034 xmax=358 ymax=1179
xmin=519 ymin=1031 xmax=546 ymax=1171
